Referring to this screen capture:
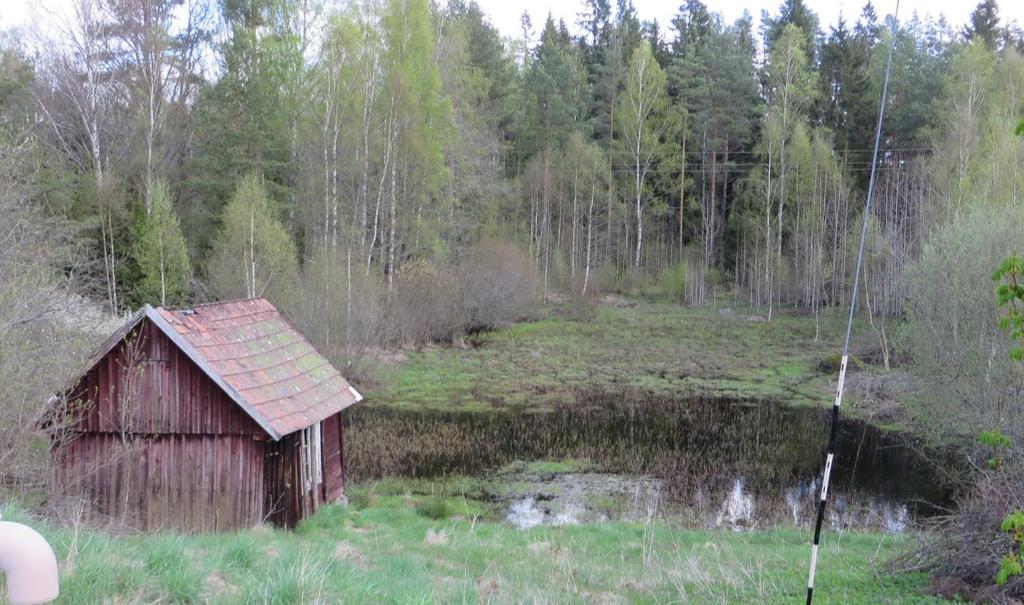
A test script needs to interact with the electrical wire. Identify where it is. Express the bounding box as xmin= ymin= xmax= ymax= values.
xmin=804 ymin=2 xmax=901 ymax=604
